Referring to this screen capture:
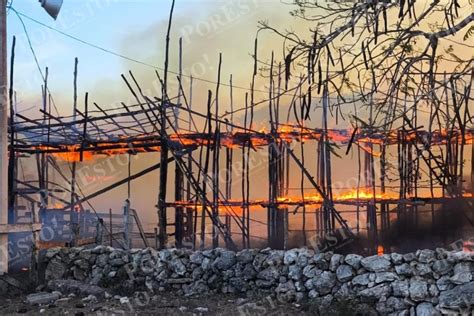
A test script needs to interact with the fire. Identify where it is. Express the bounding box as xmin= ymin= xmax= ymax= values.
xmin=53 ymin=151 xmax=93 ymax=162
xmin=50 ymin=202 xmax=65 ymax=209
xmin=377 ymin=245 xmax=384 ymax=256
xmin=335 ymin=189 xmax=398 ymax=201
xmin=277 ymin=189 xmax=400 ymax=205
xmin=30 ymin=127 xmax=473 ymax=160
